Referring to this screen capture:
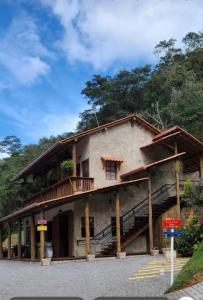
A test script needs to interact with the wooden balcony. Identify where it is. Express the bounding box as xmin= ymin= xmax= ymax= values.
xmin=23 ymin=176 xmax=94 ymax=207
